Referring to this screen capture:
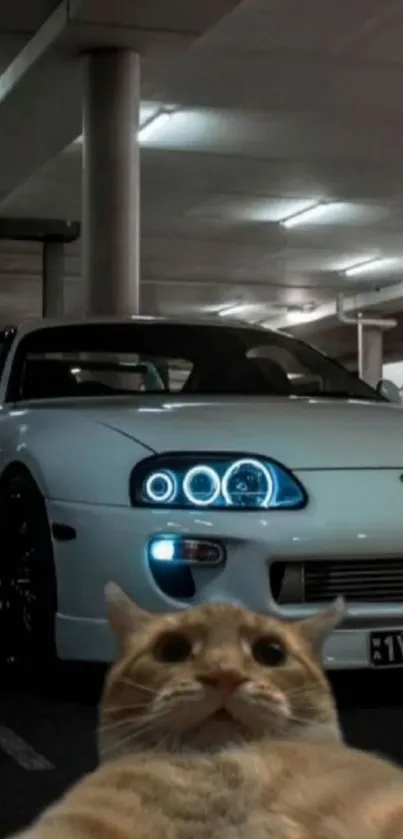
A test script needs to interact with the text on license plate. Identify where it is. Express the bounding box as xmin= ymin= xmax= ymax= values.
xmin=370 ymin=631 xmax=403 ymax=667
